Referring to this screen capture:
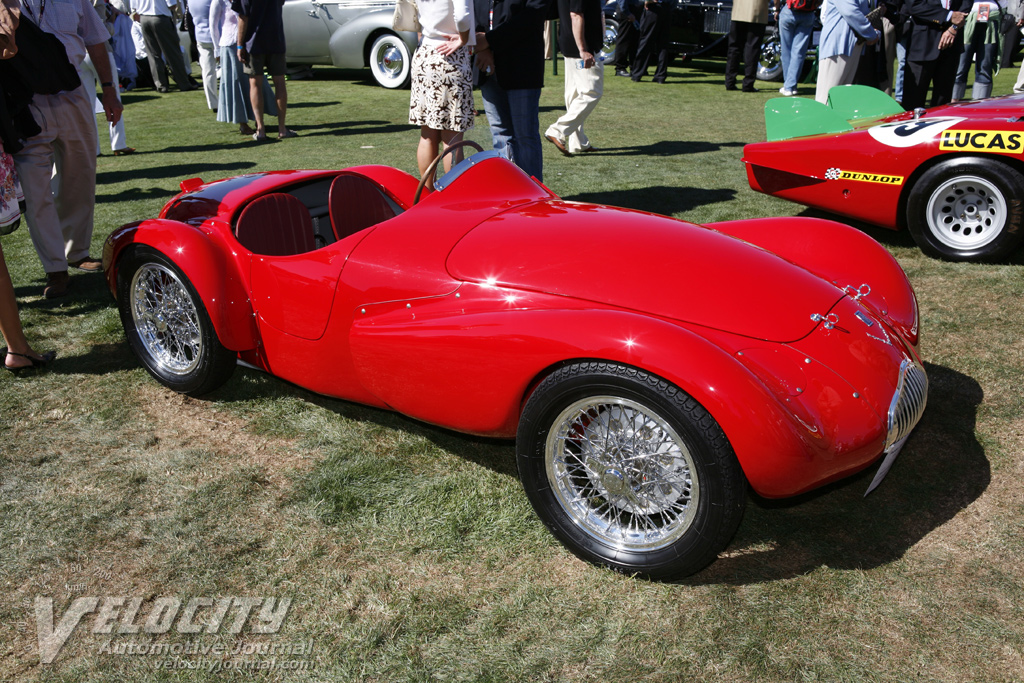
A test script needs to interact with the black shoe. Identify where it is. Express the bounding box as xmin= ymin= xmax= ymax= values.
xmin=742 ymin=87 xmax=758 ymax=93
xmin=725 ymin=84 xmax=738 ymax=91
xmin=615 ymin=69 xmax=630 ymax=77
